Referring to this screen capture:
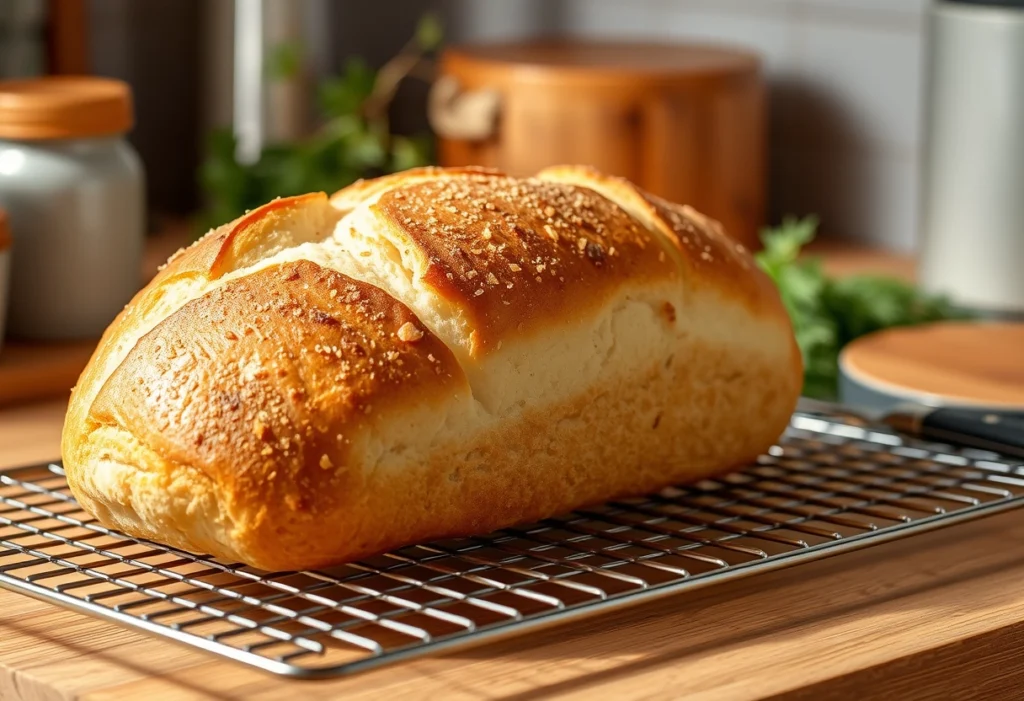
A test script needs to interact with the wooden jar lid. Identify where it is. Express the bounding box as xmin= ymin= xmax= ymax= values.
xmin=839 ymin=321 xmax=1024 ymax=409
xmin=0 ymin=77 xmax=133 ymax=140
